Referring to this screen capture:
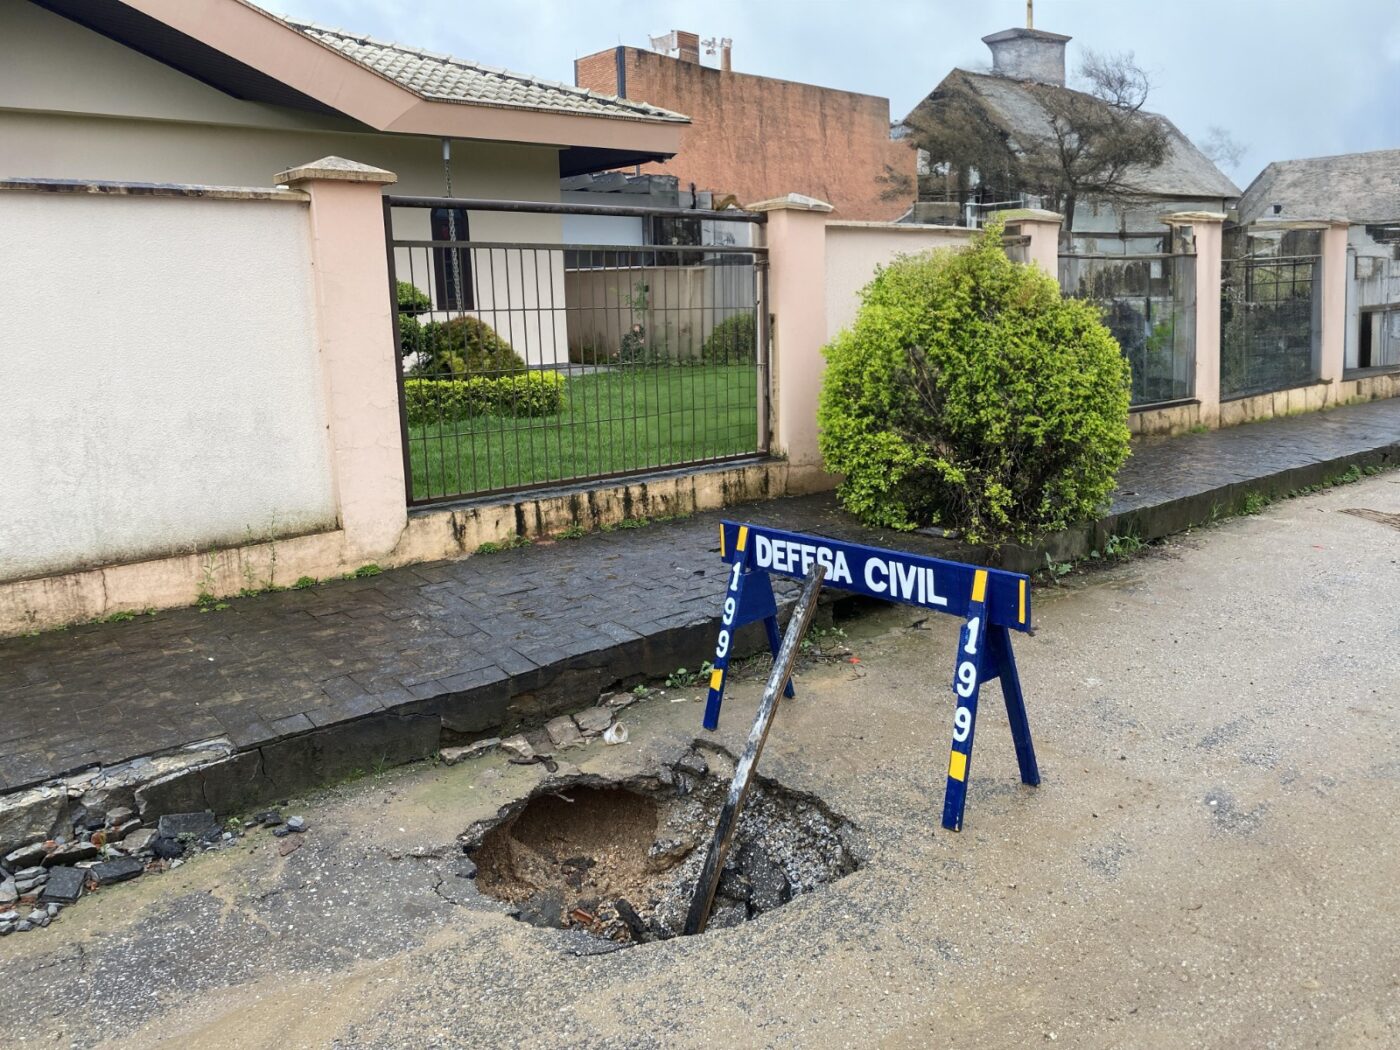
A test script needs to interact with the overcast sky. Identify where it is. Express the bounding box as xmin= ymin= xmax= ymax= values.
xmin=275 ymin=0 xmax=1400 ymax=189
